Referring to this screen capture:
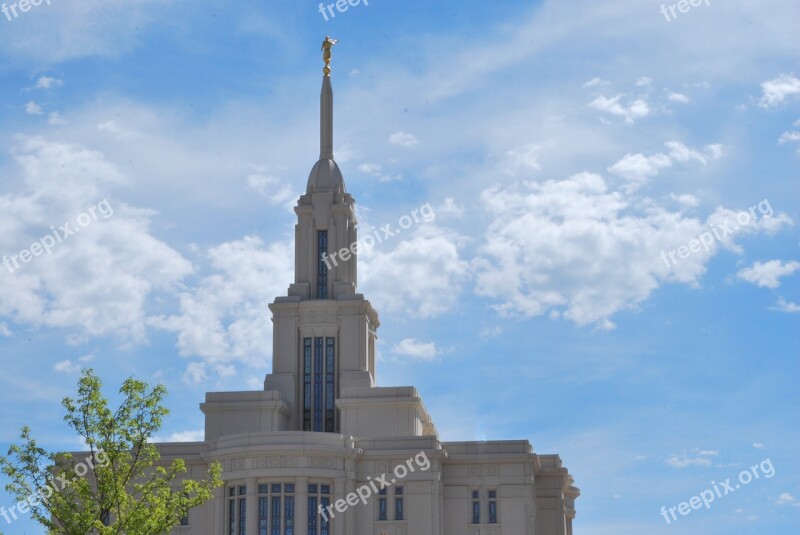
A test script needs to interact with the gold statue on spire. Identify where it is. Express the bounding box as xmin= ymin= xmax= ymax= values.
xmin=321 ymin=36 xmax=338 ymax=76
